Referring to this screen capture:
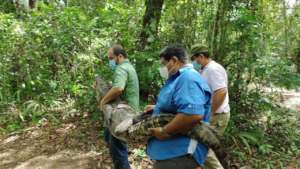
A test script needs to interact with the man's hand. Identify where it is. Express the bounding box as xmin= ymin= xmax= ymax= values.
xmin=99 ymin=100 xmax=105 ymax=111
xmin=144 ymin=105 xmax=155 ymax=113
xmin=149 ymin=127 xmax=171 ymax=140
